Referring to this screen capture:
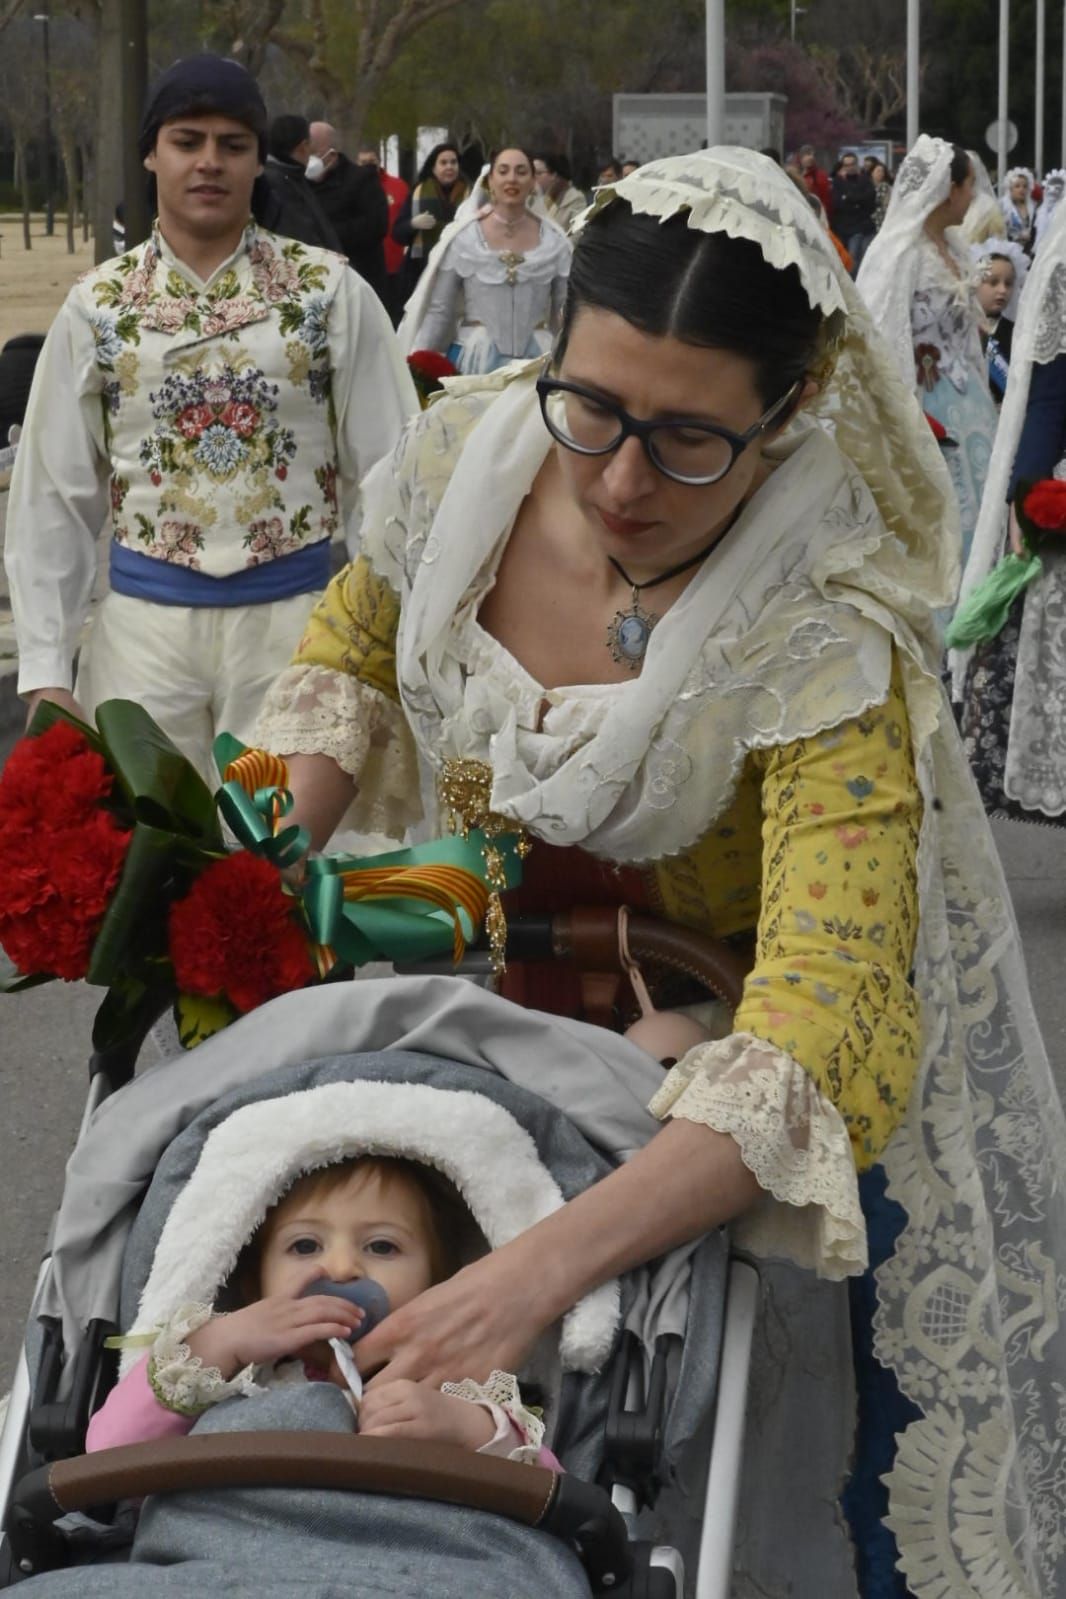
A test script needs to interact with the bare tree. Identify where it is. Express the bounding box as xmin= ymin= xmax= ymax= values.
xmin=276 ymin=0 xmax=476 ymax=137
xmin=813 ymin=44 xmax=927 ymax=134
